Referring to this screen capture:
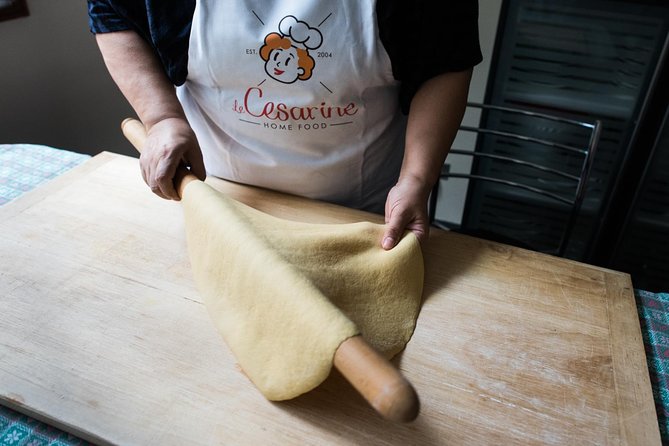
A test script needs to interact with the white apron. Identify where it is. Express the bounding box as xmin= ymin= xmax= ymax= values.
xmin=177 ymin=1 xmax=406 ymax=211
